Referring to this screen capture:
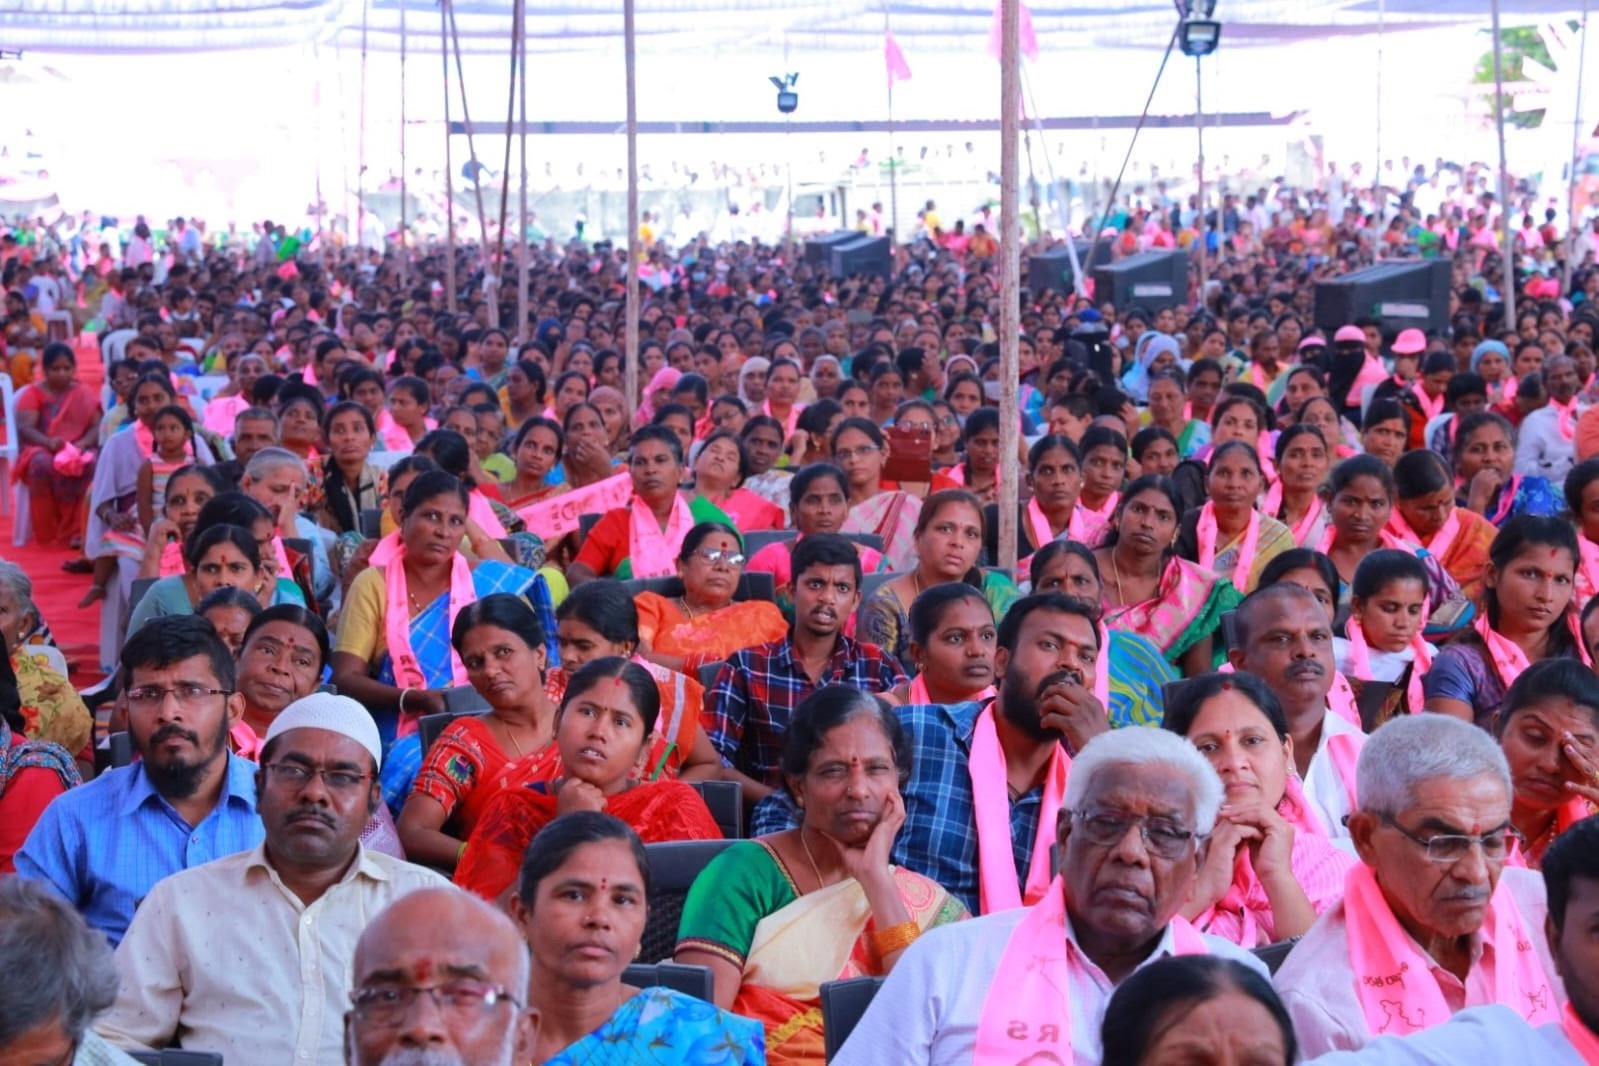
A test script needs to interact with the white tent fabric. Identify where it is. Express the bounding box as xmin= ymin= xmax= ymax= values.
xmin=1 ymin=0 xmax=1591 ymax=57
